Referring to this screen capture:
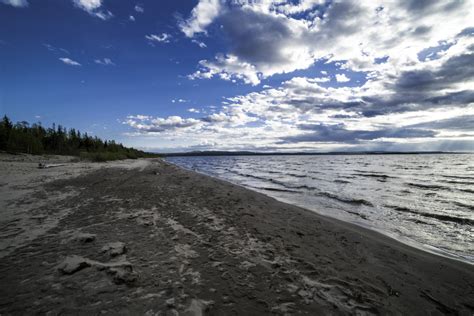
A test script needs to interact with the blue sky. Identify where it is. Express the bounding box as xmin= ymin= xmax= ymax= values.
xmin=1 ymin=0 xmax=473 ymax=152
